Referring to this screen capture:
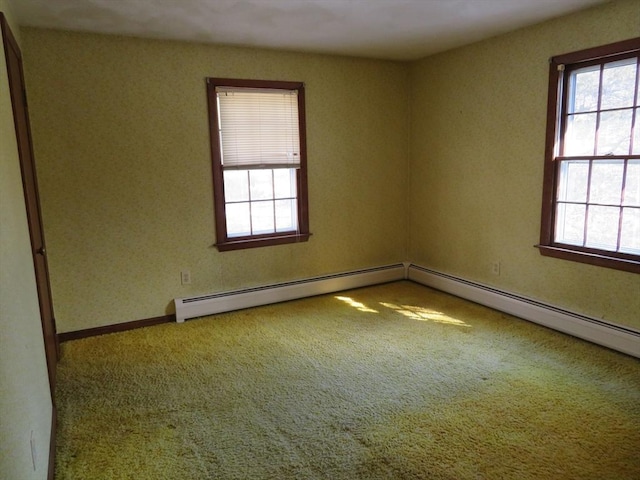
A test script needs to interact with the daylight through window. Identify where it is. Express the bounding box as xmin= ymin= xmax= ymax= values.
xmin=539 ymin=38 xmax=640 ymax=273
xmin=207 ymin=79 xmax=310 ymax=251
